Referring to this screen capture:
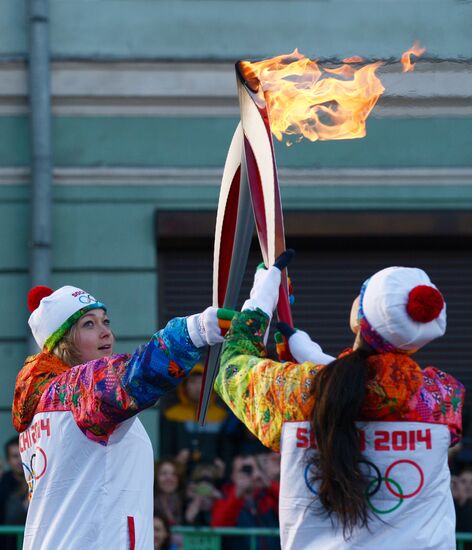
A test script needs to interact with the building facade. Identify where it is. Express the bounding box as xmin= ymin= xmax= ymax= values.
xmin=0 ymin=0 xmax=471 ymax=453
